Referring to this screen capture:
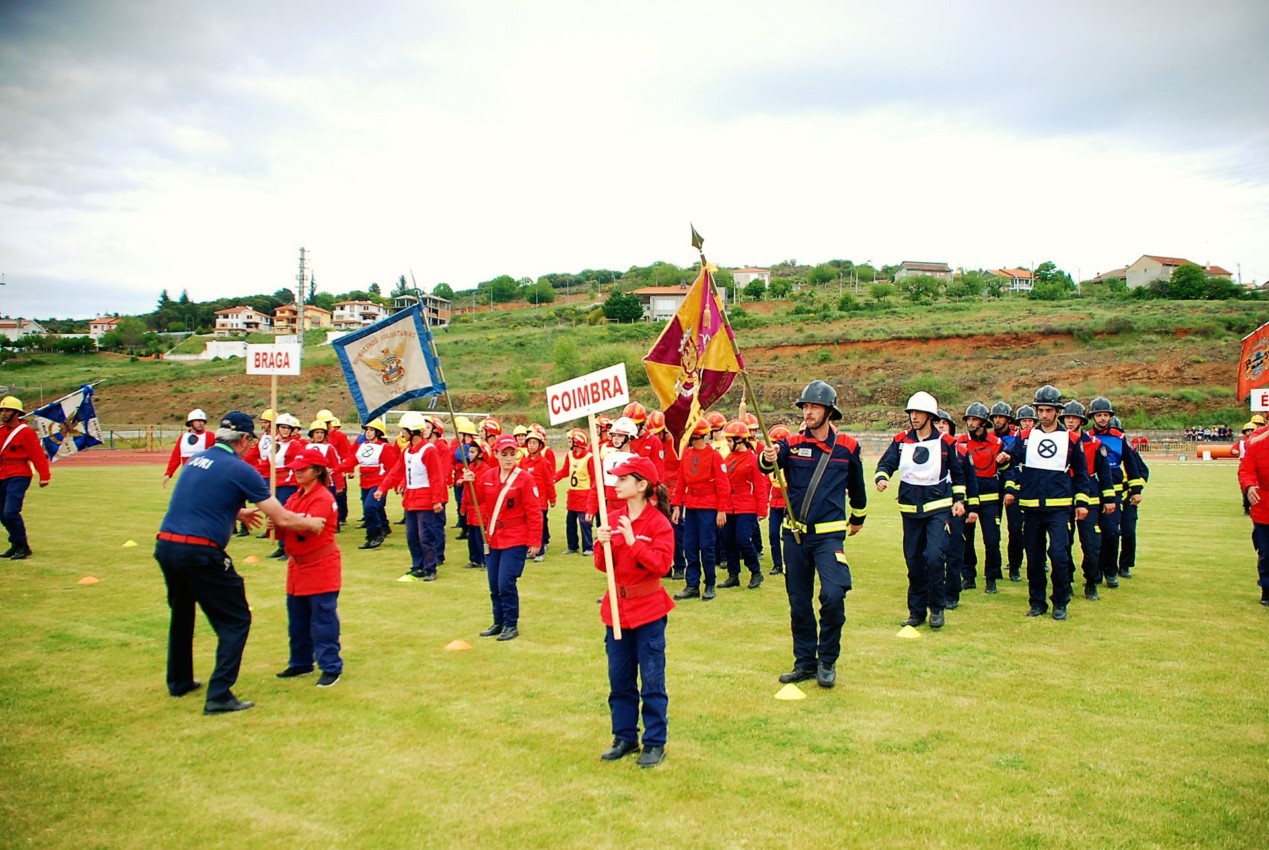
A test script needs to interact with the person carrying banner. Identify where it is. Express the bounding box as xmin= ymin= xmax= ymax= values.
xmin=759 ymin=381 xmax=867 ymax=689
xmin=0 ymin=396 xmax=51 ymax=560
xmin=376 ymin=413 xmax=447 ymax=581
xmin=155 ymin=411 xmax=324 ymax=714
xmin=561 ymin=428 xmax=596 ymax=555
xmin=163 ymin=409 xmax=215 ymax=486
xmin=671 ymin=419 xmax=730 ymax=601
xmin=594 ymin=455 xmax=675 ymax=769
xmin=274 ymin=446 xmax=344 ymax=688
xmin=465 ymin=435 xmax=543 ymax=641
